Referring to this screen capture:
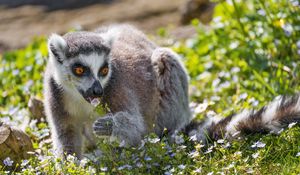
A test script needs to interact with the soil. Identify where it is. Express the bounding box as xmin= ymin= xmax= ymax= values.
xmin=0 ymin=0 xmax=200 ymax=53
